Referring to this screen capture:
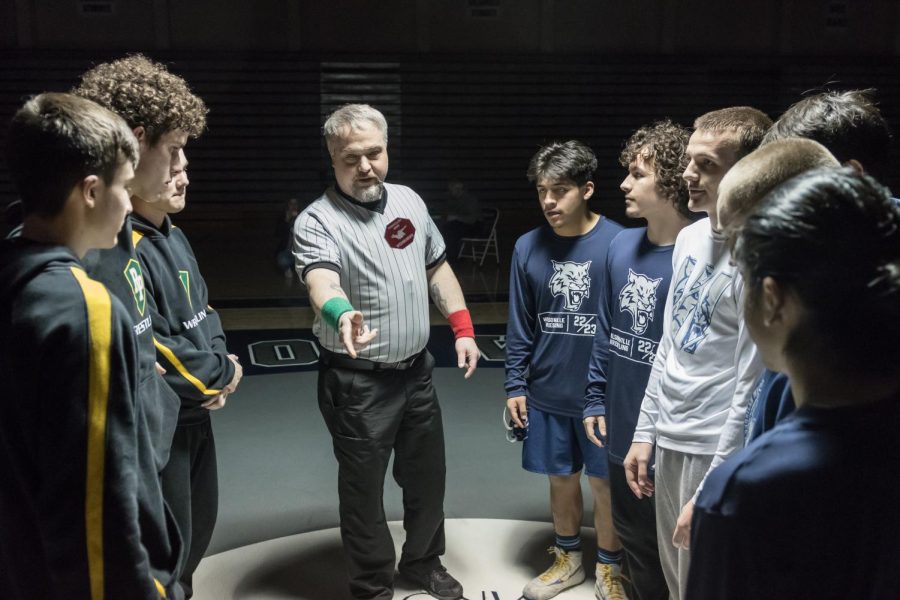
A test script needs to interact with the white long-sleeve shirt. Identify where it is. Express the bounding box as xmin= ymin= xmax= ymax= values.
xmin=633 ymin=218 xmax=763 ymax=457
